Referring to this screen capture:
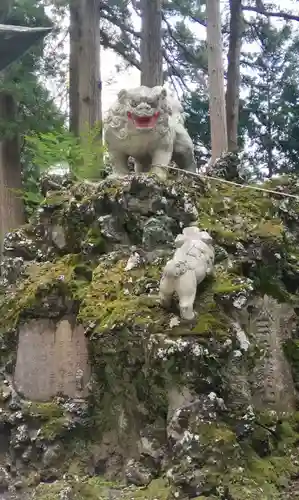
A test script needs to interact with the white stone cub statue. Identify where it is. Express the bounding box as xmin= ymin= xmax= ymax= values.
xmin=159 ymin=227 xmax=215 ymax=320
xmin=103 ymin=85 xmax=196 ymax=179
